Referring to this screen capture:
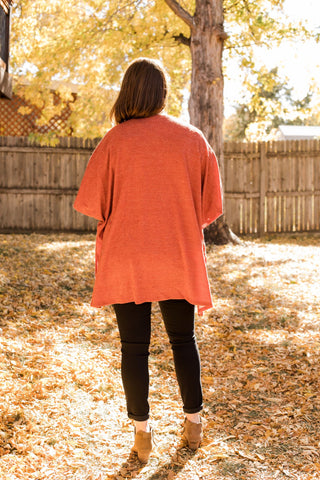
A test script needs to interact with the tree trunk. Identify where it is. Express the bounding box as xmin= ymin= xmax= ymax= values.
xmin=188 ymin=0 xmax=238 ymax=244
xmin=189 ymin=0 xmax=224 ymax=169
xmin=164 ymin=0 xmax=240 ymax=244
